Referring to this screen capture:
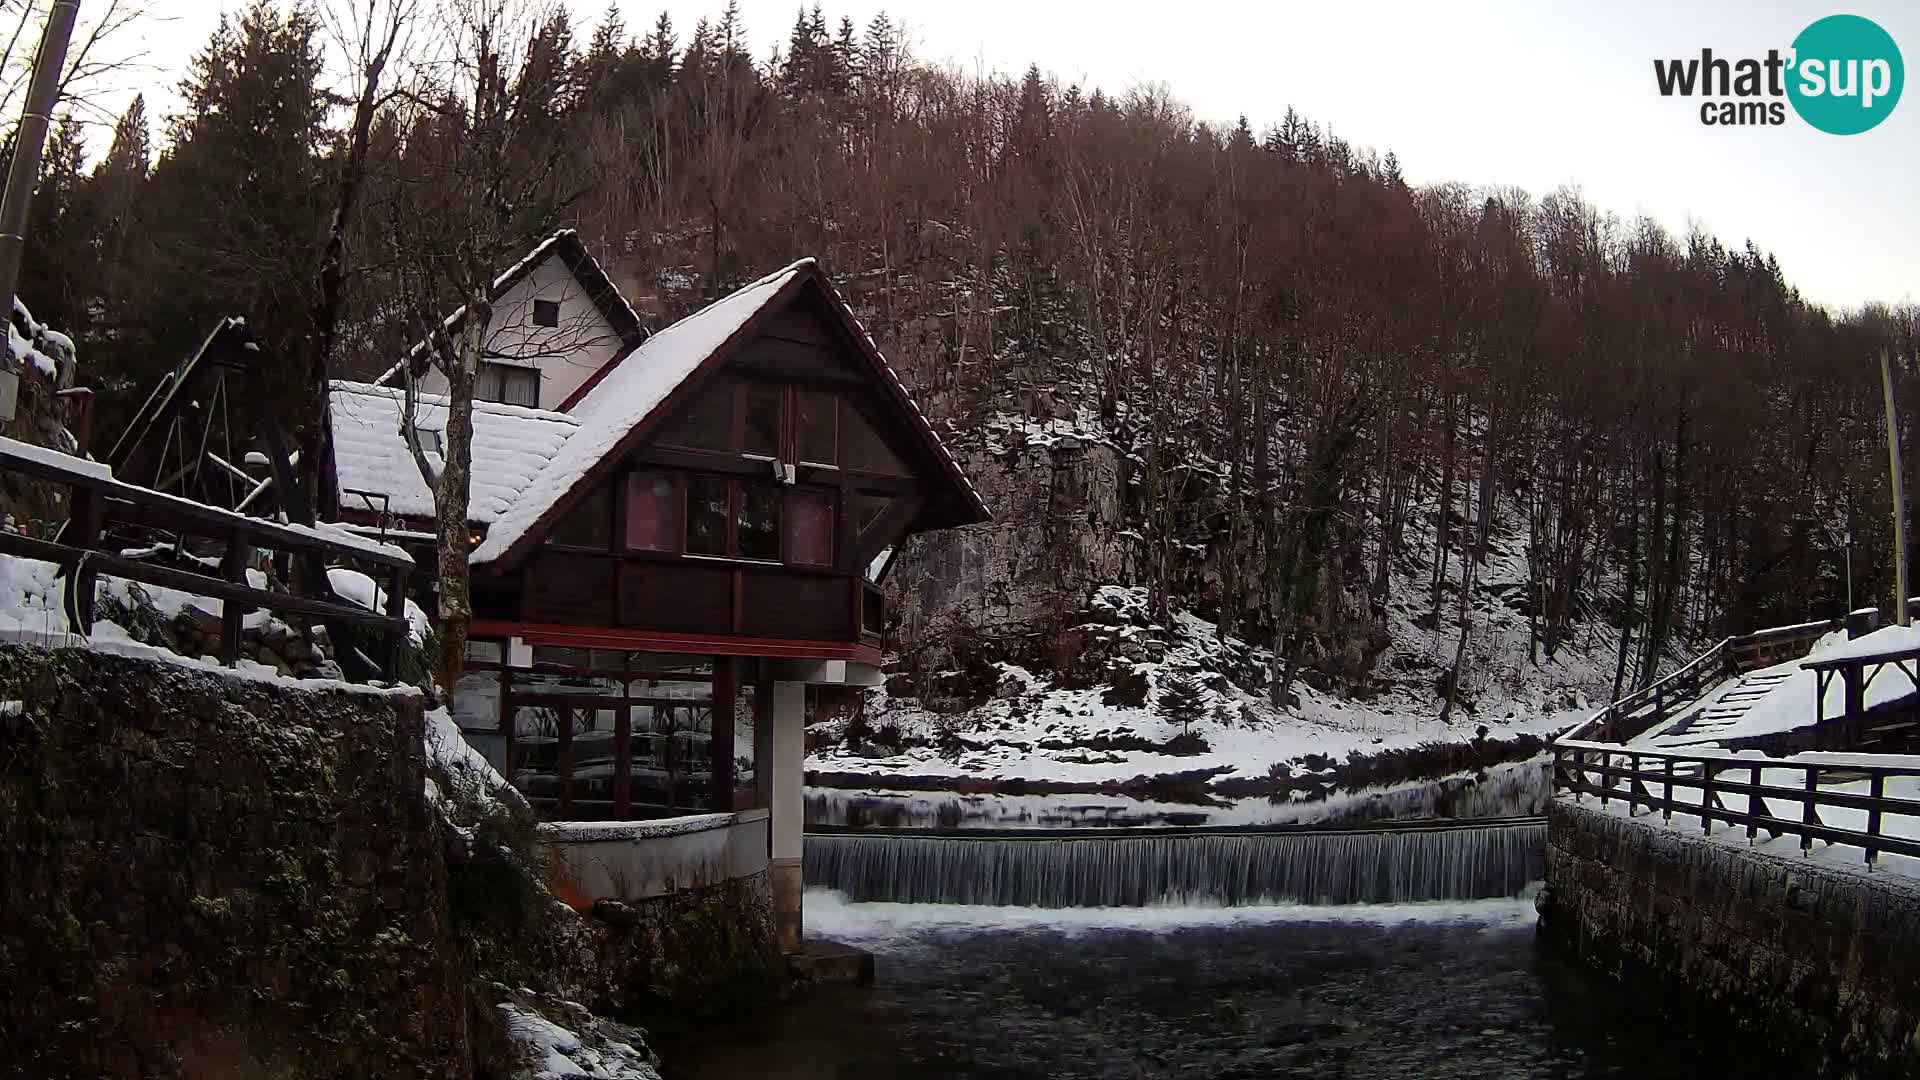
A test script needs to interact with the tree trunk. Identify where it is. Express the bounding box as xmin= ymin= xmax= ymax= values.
xmin=297 ymin=30 xmax=395 ymax=524
xmin=1612 ymin=461 xmax=1641 ymax=703
xmin=433 ymin=286 xmax=487 ymax=696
